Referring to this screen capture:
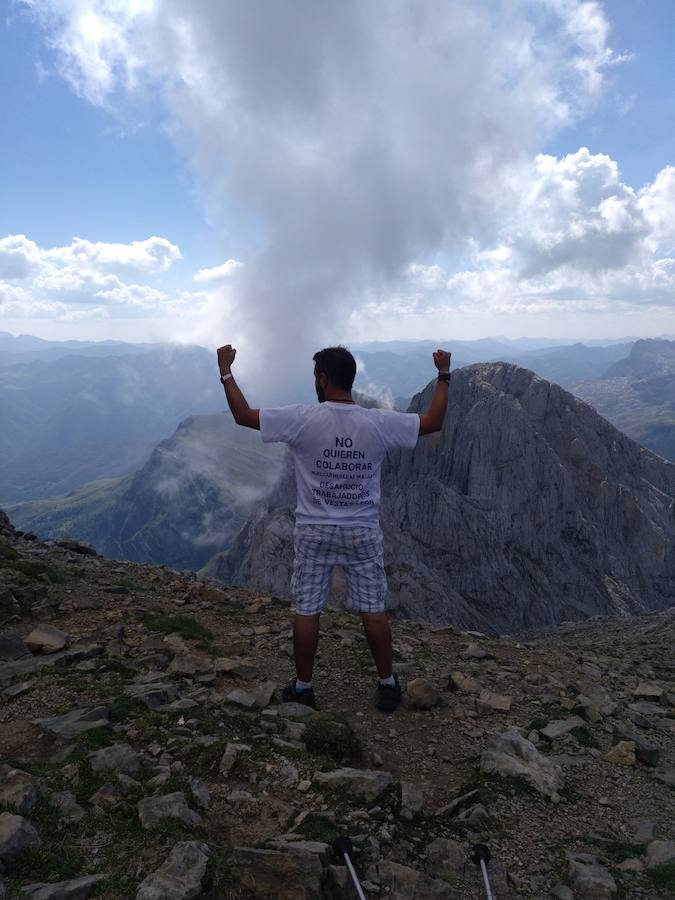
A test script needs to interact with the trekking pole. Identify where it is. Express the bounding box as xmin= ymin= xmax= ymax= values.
xmin=470 ymin=844 xmax=494 ymax=900
xmin=333 ymin=836 xmax=367 ymax=900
